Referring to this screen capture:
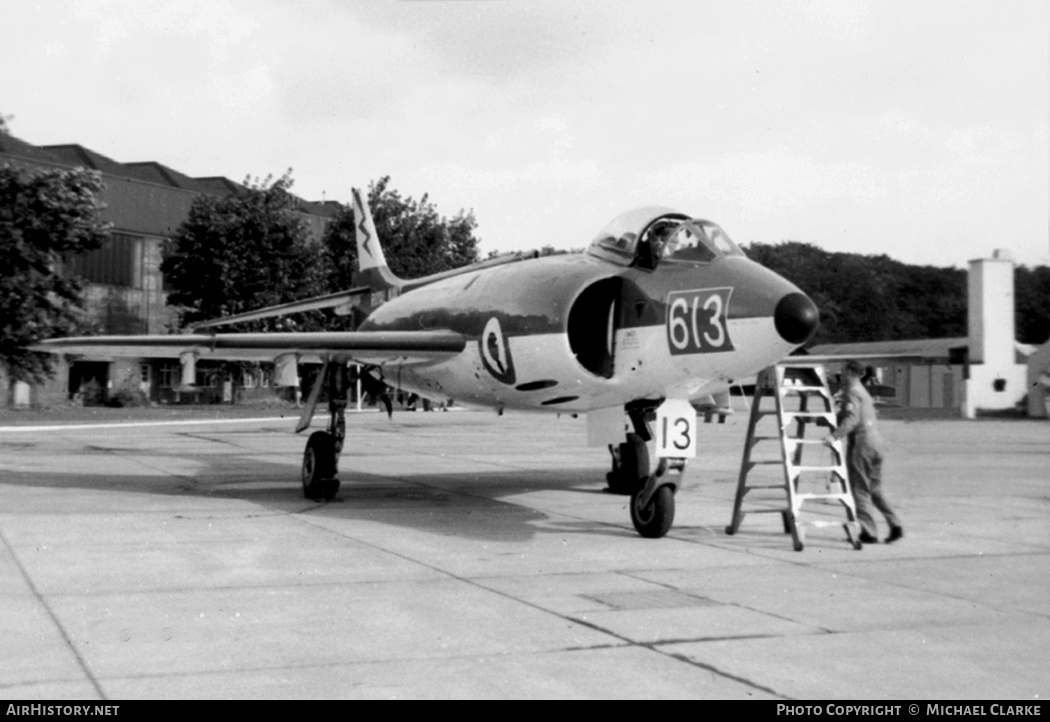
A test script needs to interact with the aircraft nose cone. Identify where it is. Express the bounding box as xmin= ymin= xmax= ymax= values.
xmin=774 ymin=292 xmax=819 ymax=345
